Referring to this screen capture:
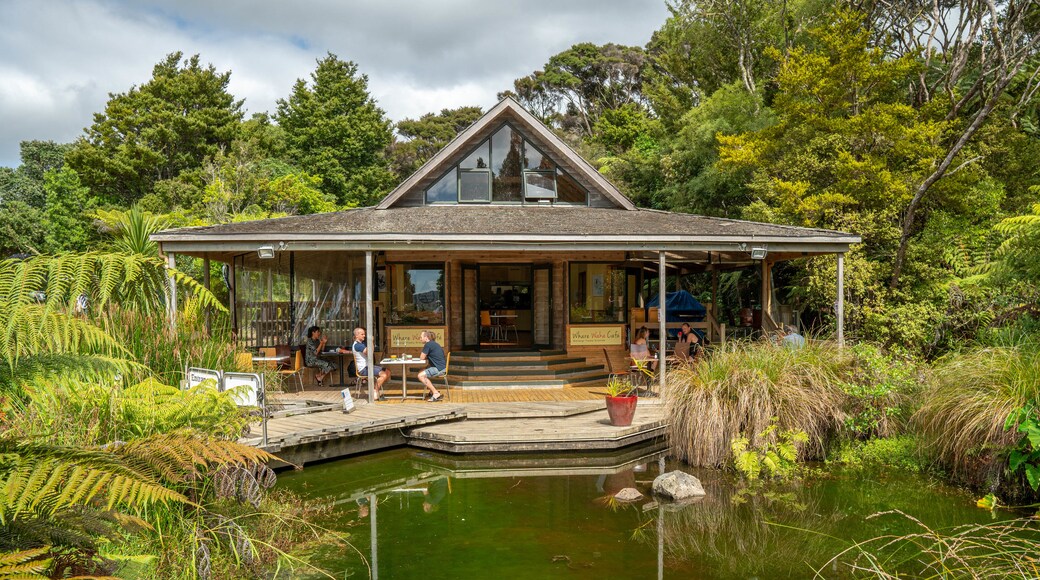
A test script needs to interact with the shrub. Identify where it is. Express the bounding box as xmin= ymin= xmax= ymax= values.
xmin=838 ymin=344 xmax=919 ymax=439
xmin=830 ymin=435 xmax=927 ymax=473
